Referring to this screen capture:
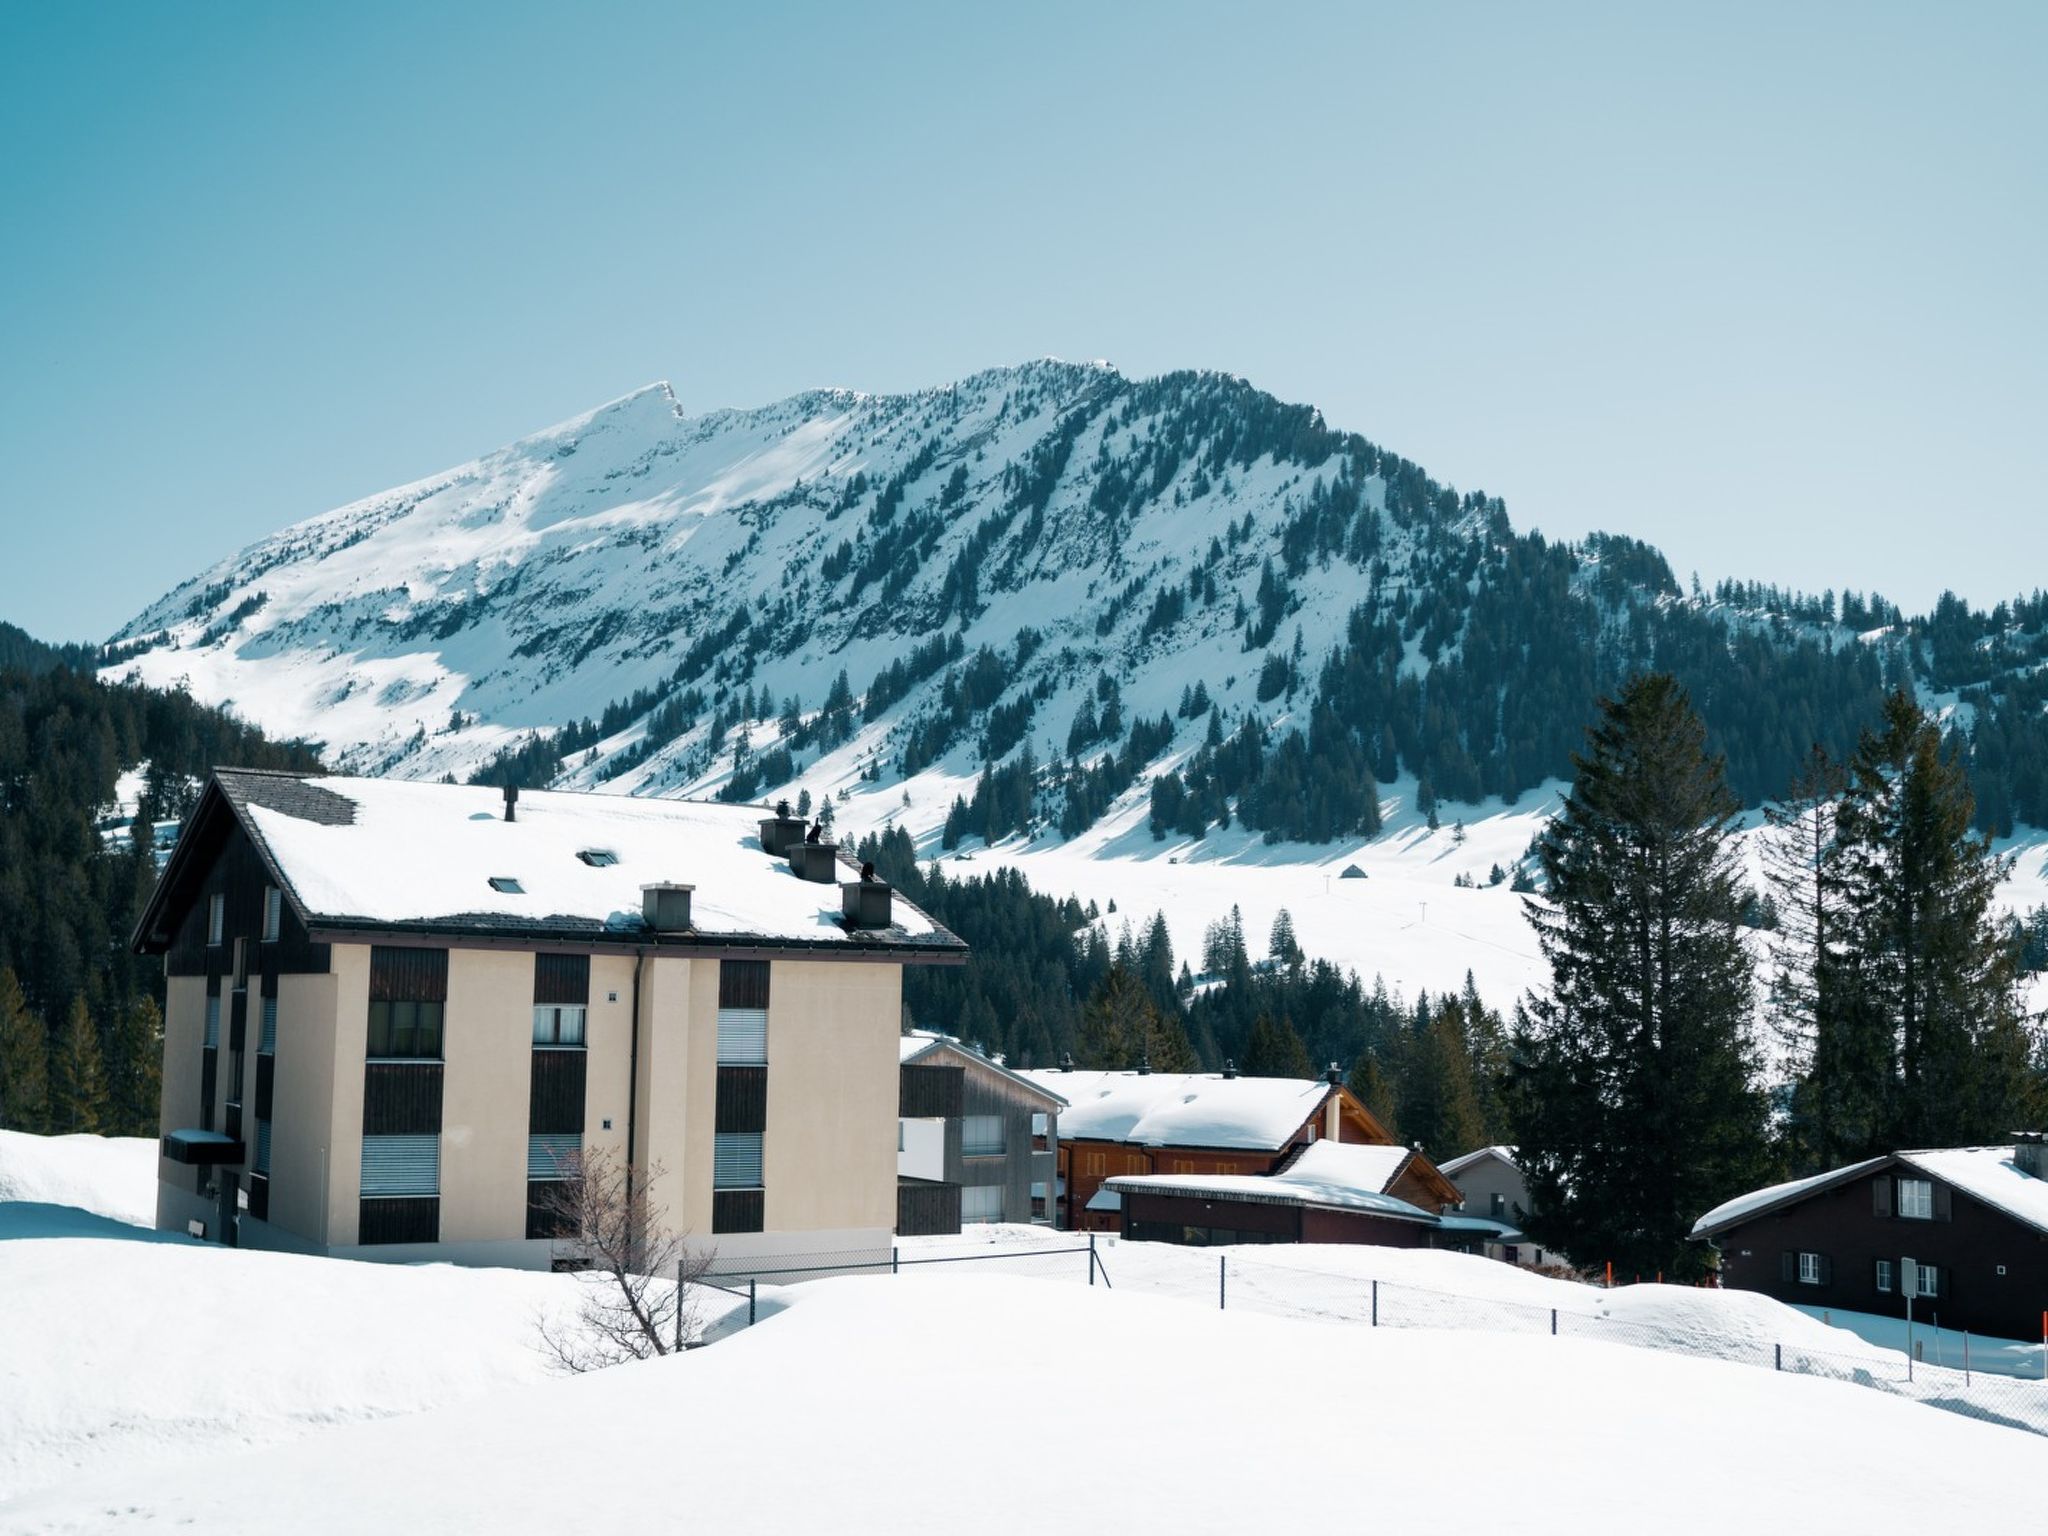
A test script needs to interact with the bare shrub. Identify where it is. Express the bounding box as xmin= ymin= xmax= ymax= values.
xmin=533 ymin=1147 xmax=714 ymax=1371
